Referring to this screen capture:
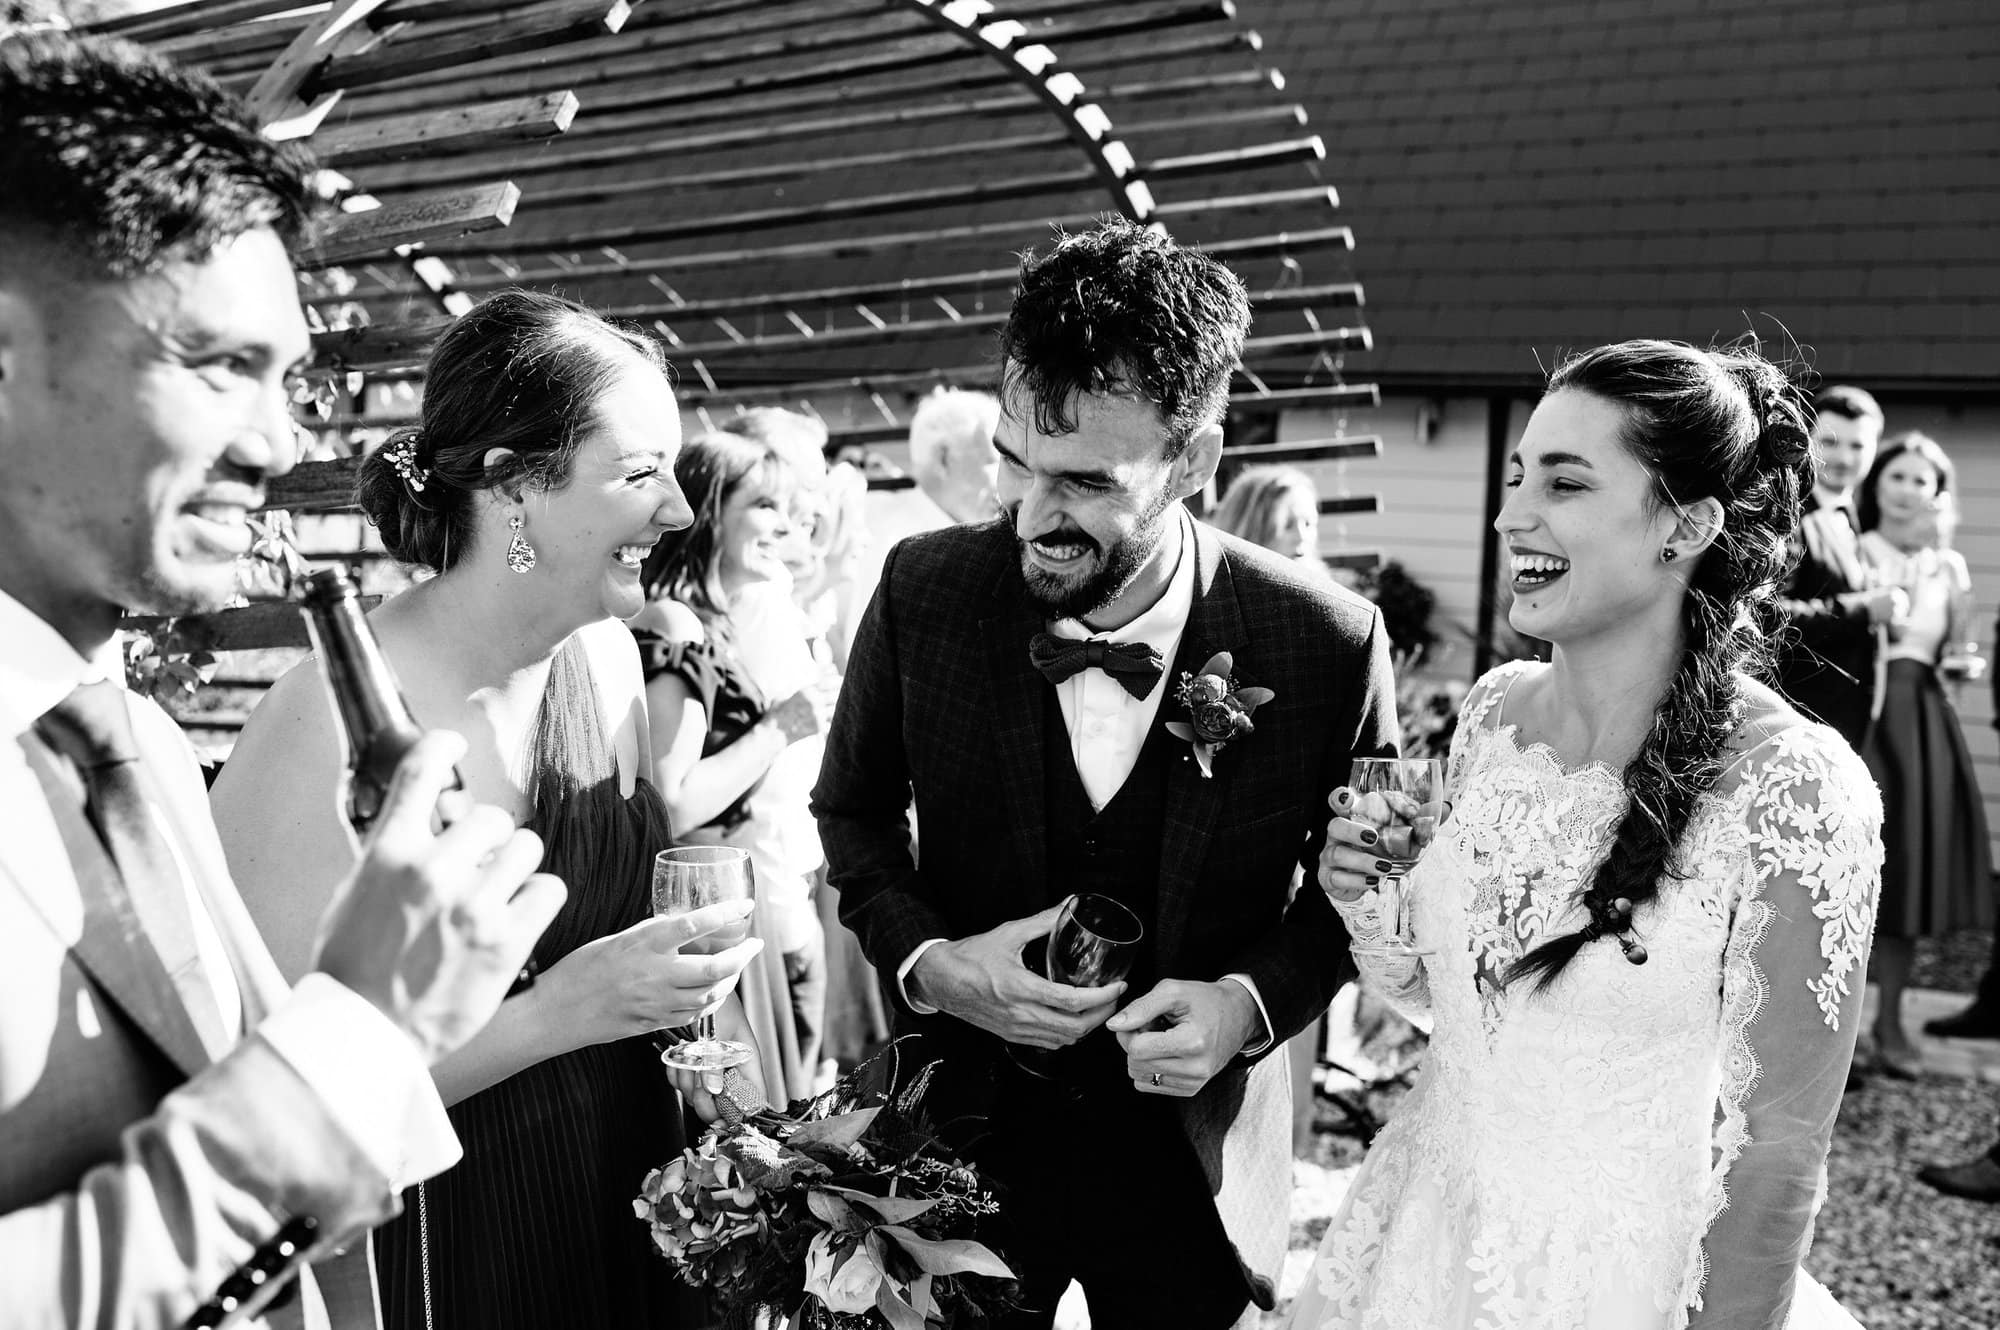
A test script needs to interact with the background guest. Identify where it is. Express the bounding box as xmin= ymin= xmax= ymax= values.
xmin=0 ymin=32 xmax=563 ymax=1327
xmin=908 ymin=385 xmax=1003 ymax=525
xmin=1212 ymin=464 xmax=1332 ymax=582
xmin=213 ymin=290 xmax=760 ymax=1330
xmin=634 ymin=431 xmax=829 ymax=1103
xmin=1211 ymin=462 xmax=1338 ymax=1152
xmin=1772 ymin=384 xmax=1902 ymax=748
xmin=1926 ymin=610 xmax=2000 ymax=1043
xmin=1855 ymin=431 xmax=1994 ymax=1077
